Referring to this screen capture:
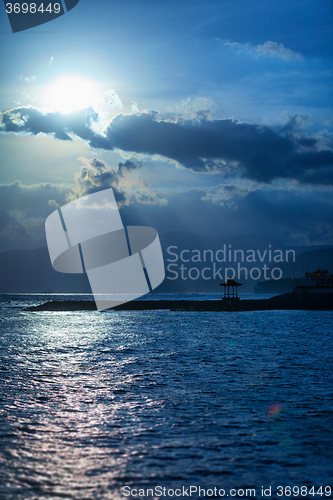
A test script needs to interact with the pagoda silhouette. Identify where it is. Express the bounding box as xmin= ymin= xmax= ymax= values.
xmin=220 ymin=277 xmax=242 ymax=300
